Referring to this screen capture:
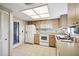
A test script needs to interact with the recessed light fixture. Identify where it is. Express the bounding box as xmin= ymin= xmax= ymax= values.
xmin=22 ymin=5 xmax=50 ymax=19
